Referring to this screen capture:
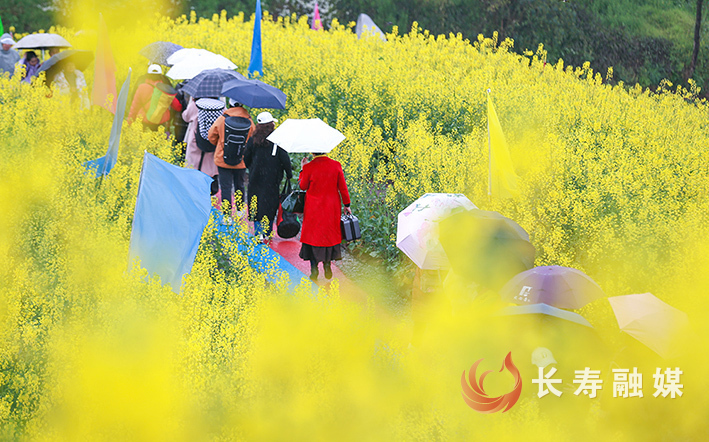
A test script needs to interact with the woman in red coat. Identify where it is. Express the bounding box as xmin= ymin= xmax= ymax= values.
xmin=298 ymin=153 xmax=352 ymax=281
